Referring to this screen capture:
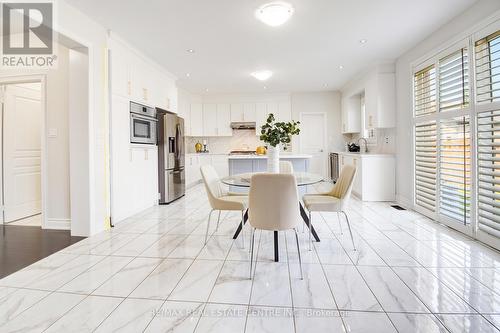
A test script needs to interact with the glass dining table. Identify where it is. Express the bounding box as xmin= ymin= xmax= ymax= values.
xmin=220 ymin=172 xmax=323 ymax=262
